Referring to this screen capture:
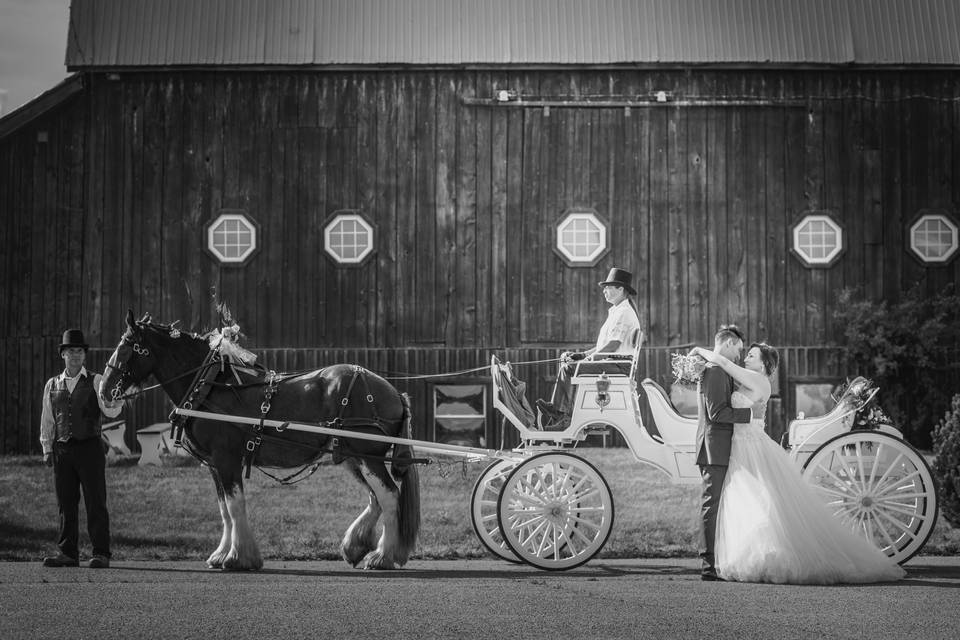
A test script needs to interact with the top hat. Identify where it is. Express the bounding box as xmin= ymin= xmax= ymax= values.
xmin=59 ymin=329 xmax=89 ymax=353
xmin=598 ymin=268 xmax=636 ymax=296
